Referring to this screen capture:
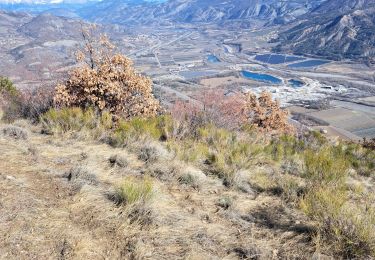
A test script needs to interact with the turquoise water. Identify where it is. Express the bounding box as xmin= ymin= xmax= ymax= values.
xmin=288 ymin=60 xmax=330 ymax=68
xmin=207 ymin=54 xmax=220 ymax=63
xmin=241 ymin=70 xmax=282 ymax=84
xmin=288 ymin=79 xmax=304 ymax=88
